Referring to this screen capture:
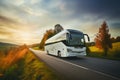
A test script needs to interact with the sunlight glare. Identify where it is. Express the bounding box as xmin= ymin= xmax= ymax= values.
xmin=19 ymin=32 xmax=33 ymax=44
